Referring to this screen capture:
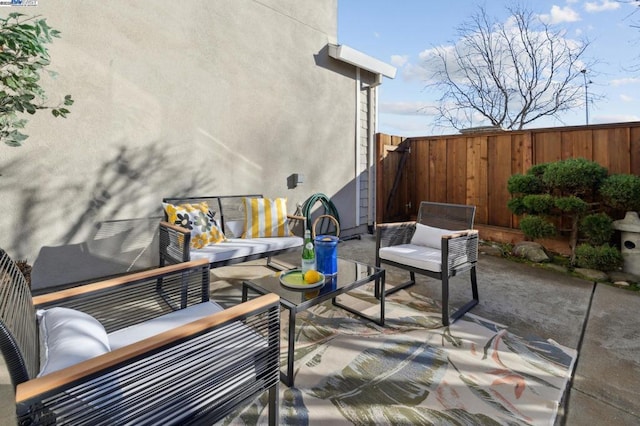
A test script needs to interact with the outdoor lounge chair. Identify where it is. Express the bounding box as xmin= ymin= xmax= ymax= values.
xmin=0 ymin=249 xmax=280 ymax=425
xmin=375 ymin=201 xmax=479 ymax=326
